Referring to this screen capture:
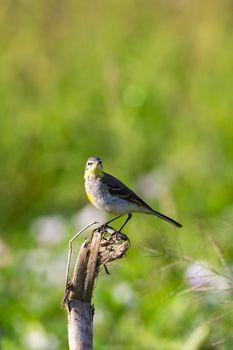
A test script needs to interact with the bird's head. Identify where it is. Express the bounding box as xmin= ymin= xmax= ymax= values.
xmin=84 ymin=156 xmax=103 ymax=179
